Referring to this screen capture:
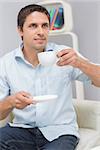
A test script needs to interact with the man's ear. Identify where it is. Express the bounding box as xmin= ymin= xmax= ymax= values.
xmin=17 ymin=27 xmax=23 ymax=37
